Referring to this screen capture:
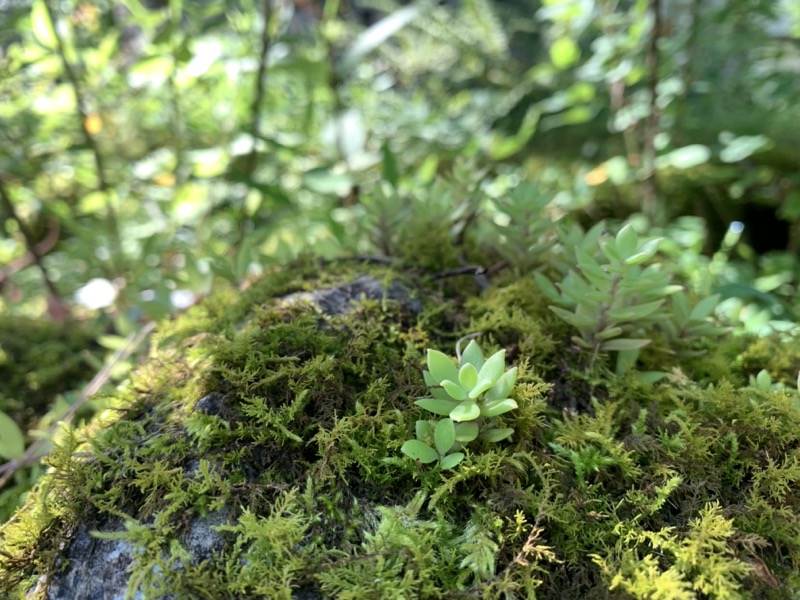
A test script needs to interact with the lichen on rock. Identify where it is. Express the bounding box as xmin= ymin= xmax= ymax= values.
xmin=2 ymin=260 xmax=800 ymax=599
